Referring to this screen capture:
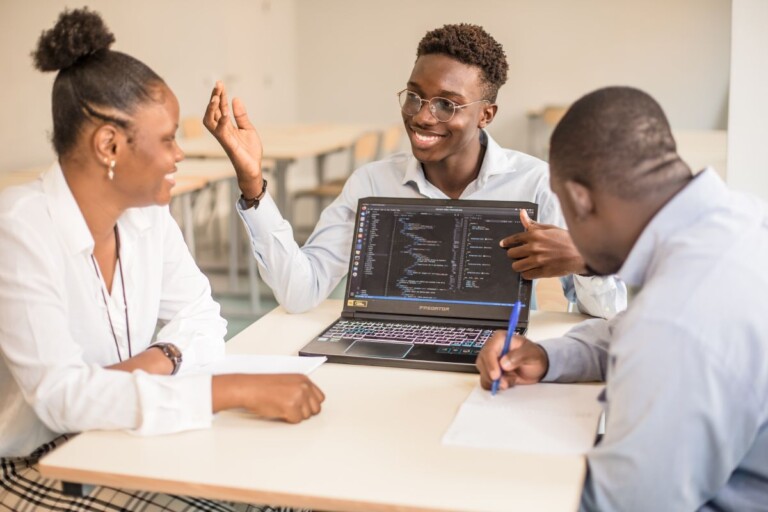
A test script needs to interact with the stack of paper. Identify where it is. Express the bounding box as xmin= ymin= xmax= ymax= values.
xmin=195 ymin=355 xmax=327 ymax=376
